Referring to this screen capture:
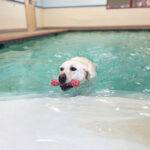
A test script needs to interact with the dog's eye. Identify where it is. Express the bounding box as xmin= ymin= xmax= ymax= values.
xmin=60 ymin=67 xmax=64 ymax=71
xmin=70 ymin=67 xmax=77 ymax=71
